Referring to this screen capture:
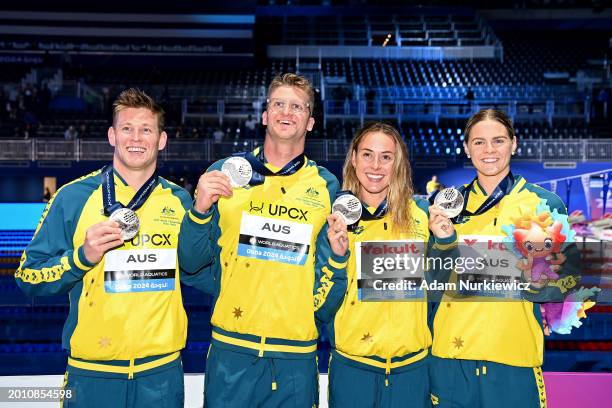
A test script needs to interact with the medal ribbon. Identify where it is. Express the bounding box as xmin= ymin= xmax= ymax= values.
xmin=360 ymin=198 xmax=388 ymax=220
xmin=234 ymin=147 xmax=305 ymax=186
xmin=453 ymin=172 xmax=515 ymax=224
xmin=102 ymin=165 xmax=159 ymax=216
